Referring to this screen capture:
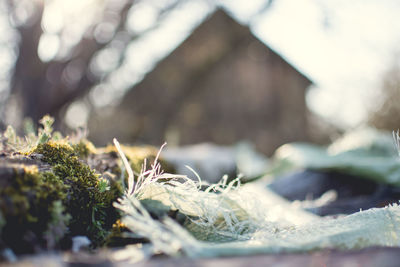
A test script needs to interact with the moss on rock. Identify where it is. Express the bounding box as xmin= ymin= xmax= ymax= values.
xmin=32 ymin=141 xmax=121 ymax=246
xmin=0 ymin=116 xmax=173 ymax=253
xmin=0 ymin=164 xmax=70 ymax=253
